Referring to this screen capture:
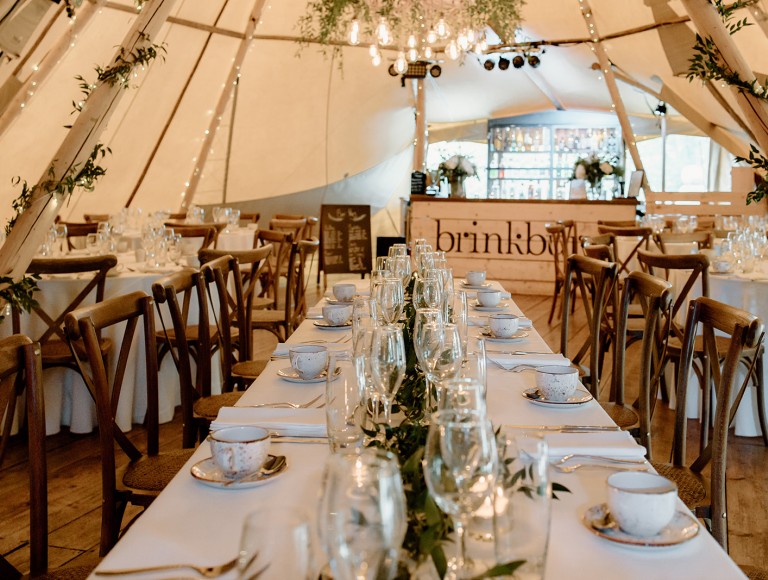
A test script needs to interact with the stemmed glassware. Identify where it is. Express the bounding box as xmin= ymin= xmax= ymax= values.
xmin=423 ymin=410 xmax=498 ymax=580
xmin=319 ymin=449 xmax=407 ymax=580
xmin=54 ymin=223 xmax=68 ymax=256
xmin=412 ymin=269 xmax=443 ymax=310
xmin=370 ymin=324 xmax=406 ymax=424
xmin=389 ymin=255 xmax=411 ymax=289
xmin=375 ymin=277 xmax=404 ymax=324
